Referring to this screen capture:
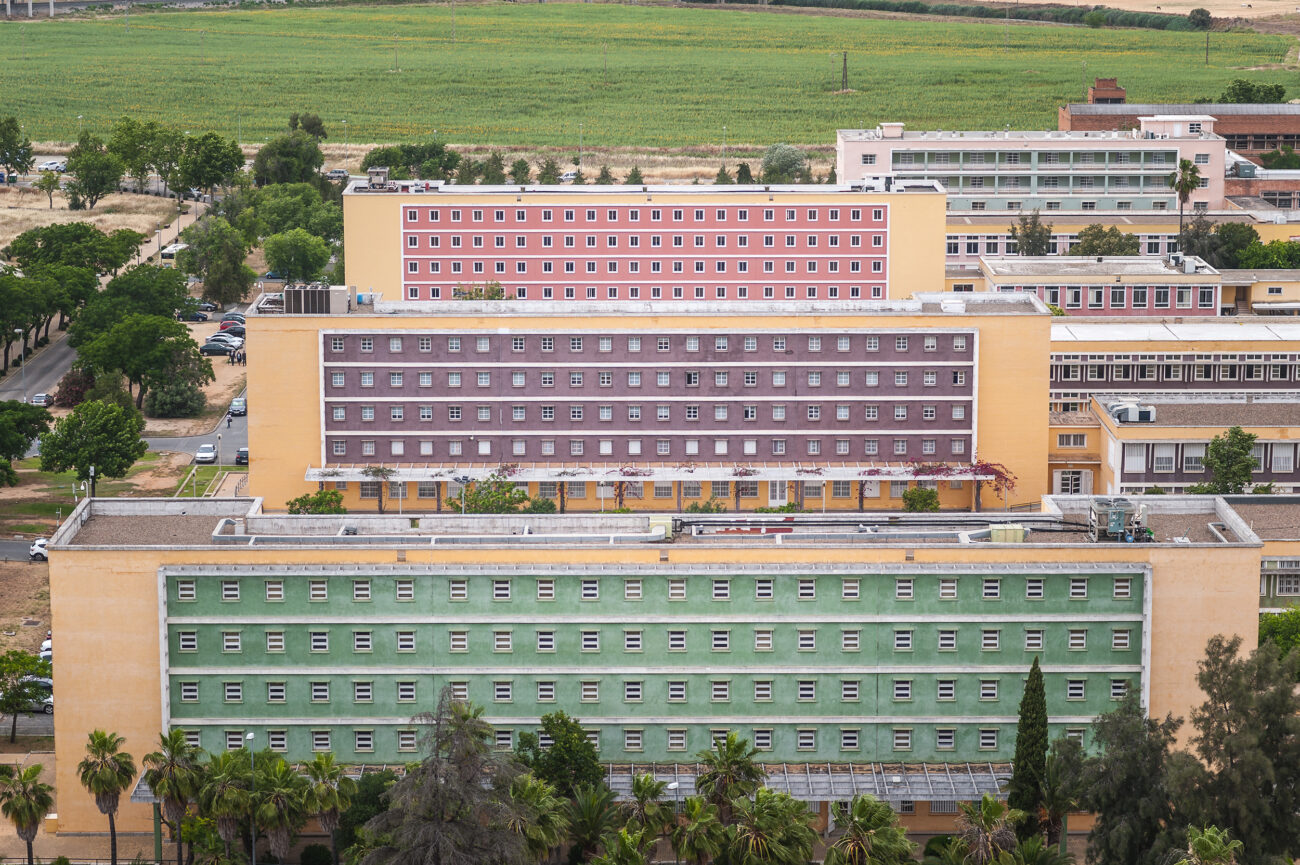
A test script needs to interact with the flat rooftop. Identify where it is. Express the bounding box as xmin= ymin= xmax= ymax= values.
xmin=344 ymin=180 xmax=946 ymax=196
xmin=982 ymin=256 xmax=1216 ymax=278
xmin=51 ymin=496 xmax=1271 ymax=550
xmin=1065 ymin=103 xmax=1300 ymax=117
xmin=838 ymin=126 xmax=1219 ymax=142
xmin=1103 ymin=399 xmax=1300 ymax=427
xmin=1218 ymin=269 xmax=1300 ymax=283
xmin=1051 ymin=320 xmax=1300 ymax=343
xmin=1224 ymin=499 xmax=1300 ymax=541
